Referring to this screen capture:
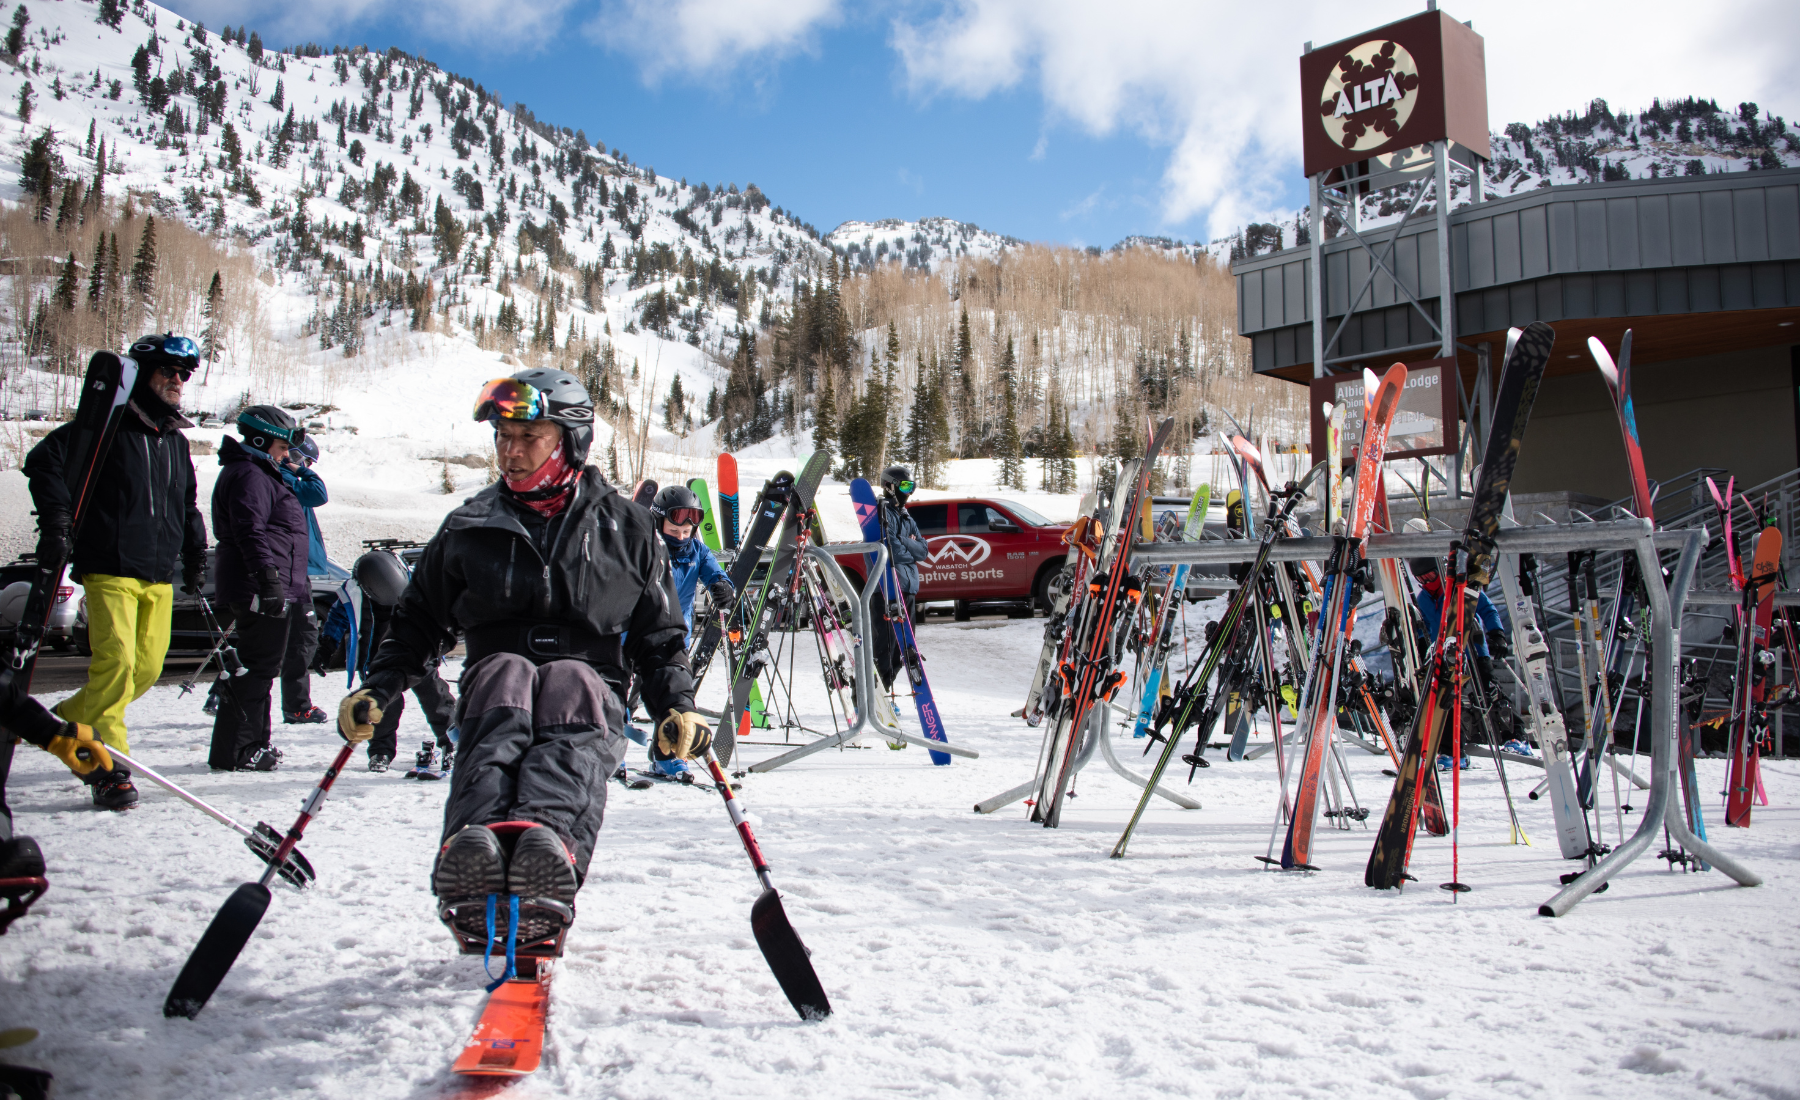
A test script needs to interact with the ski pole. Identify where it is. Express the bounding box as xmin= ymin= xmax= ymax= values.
xmin=164 ymin=741 xmax=356 ymax=1019
xmin=106 ymin=749 xmax=314 ymax=887
xmin=700 ymin=747 xmax=831 ymax=1021
xmin=179 ymin=596 xmax=246 ymax=696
